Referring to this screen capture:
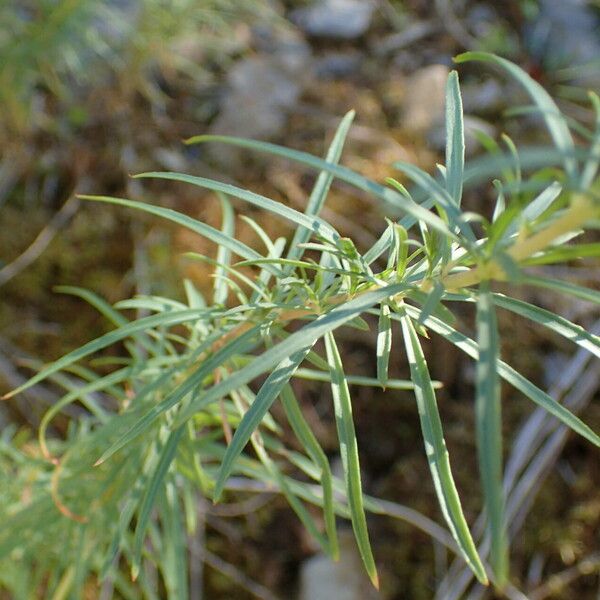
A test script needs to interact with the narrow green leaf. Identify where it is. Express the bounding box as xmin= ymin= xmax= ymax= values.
xmin=445 ymin=70 xmax=465 ymax=206
xmin=402 ymin=306 xmax=600 ymax=447
xmin=214 ymin=346 xmax=313 ymax=500
xmin=492 ymin=294 xmax=600 ymax=359
xmin=95 ymin=325 xmax=262 ymax=465
xmin=581 ymin=92 xmax=600 ymax=188
xmin=280 ymin=384 xmax=339 ymax=559
xmin=3 ymin=308 xmax=211 ymax=399
xmin=214 ymin=193 xmax=234 ymax=306
xmin=522 ymin=242 xmax=600 ymax=265
xmin=324 ymin=331 xmax=379 ymax=588
xmin=231 ymin=387 xmax=329 ymax=554
xmin=78 ymin=195 xmax=274 ymax=270
xmin=132 ymin=426 xmax=185 ymax=580
xmin=392 ymin=161 xmax=476 ymax=247
xmin=288 ymin=110 xmax=355 ymax=262
xmin=39 ymin=367 xmax=131 ymax=458
xmin=184 ymin=134 xmax=454 ymax=248
xmin=416 ymin=281 xmax=446 ymax=326
xmin=175 ymin=284 xmax=410 ymax=426
xmin=504 ymin=181 xmax=562 ymax=239
xmin=475 ymin=283 xmax=508 ymax=586
xmin=455 ymin=52 xmax=578 ymax=182
xmin=133 ymin=172 xmax=340 ymax=245
xmin=162 ymin=483 xmax=188 ymax=600
xmin=293 ymin=368 xmax=429 ymax=389
xmin=377 ymin=303 xmax=392 ymax=388
xmin=399 ymin=311 xmax=488 ymax=585
xmin=521 ymin=275 xmax=600 ymax=305
xmin=54 ymin=286 xmax=128 ymax=327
